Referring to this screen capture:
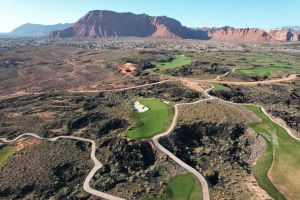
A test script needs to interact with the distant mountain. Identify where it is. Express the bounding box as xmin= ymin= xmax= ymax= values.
xmin=283 ymin=26 xmax=300 ymax=31
xmin=269 ymin=28 xmax=300 ymax=42
xmin=49 ymin=10 xmax=300 ymax=42
xmin=49 ymin=10 xmax=208 ymax=39
xmin=0 ymin=33 xmax=11 ymax=38
xmin=207 ymin=26 xmax=275 ymax=42
xmin=9 ymin=23 xmax=72 ymax=37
